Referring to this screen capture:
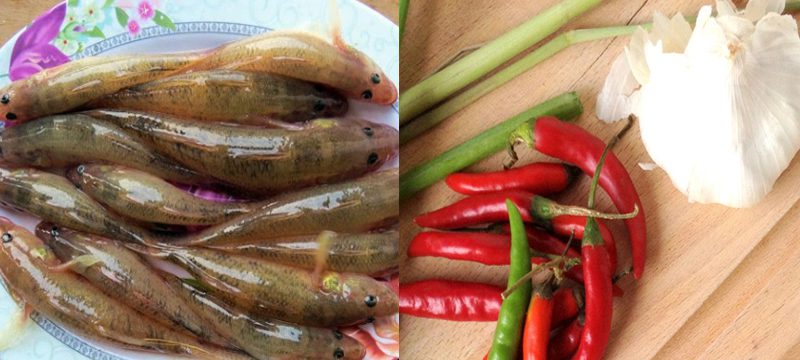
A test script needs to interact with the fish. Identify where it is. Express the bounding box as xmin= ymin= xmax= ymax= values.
xmin=217 ymin=231 xmax=399 ymax=276
xmin=183 ymin=29 xmax=397 ymax=104
xmin=0 ymin=166 xmax=152 ymax=245
xmin=0 ymin=114 xmax=207 ymax=185
xmin=174 ymin=169 xmax=398 ymax=246
xmin=66 ymin=164 xmax=258 ymax=226
xmin=0 ymin=217 xmax=250 ymax=360
xmin=87 ymin=109 xmax=398 ymax=193
xmin=35 ymin=223 xmax=230 ymax=347
xmin=165 ymin=275 xmax=366 ymax=360
xmin=87 ymin=70 xmax=348 ymax=124
xmin=0 ymin=53 xmax=200 ymax=123
xmin=133 ymin=244 xmax=398 ymax=327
